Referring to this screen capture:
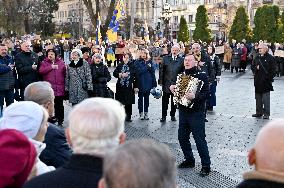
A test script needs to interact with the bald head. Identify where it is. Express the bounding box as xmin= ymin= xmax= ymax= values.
xmin=250 ymin=119 xmax=284 ymax=172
